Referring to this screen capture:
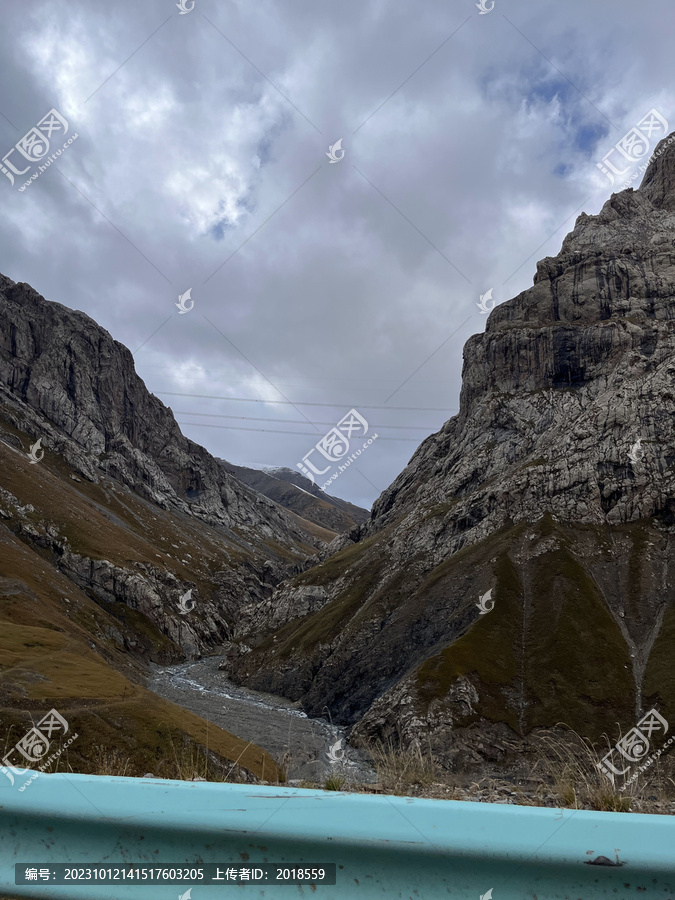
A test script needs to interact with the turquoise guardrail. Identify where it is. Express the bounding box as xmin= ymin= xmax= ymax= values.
xmin=1 ymin=772 xmax=674 ymax=898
